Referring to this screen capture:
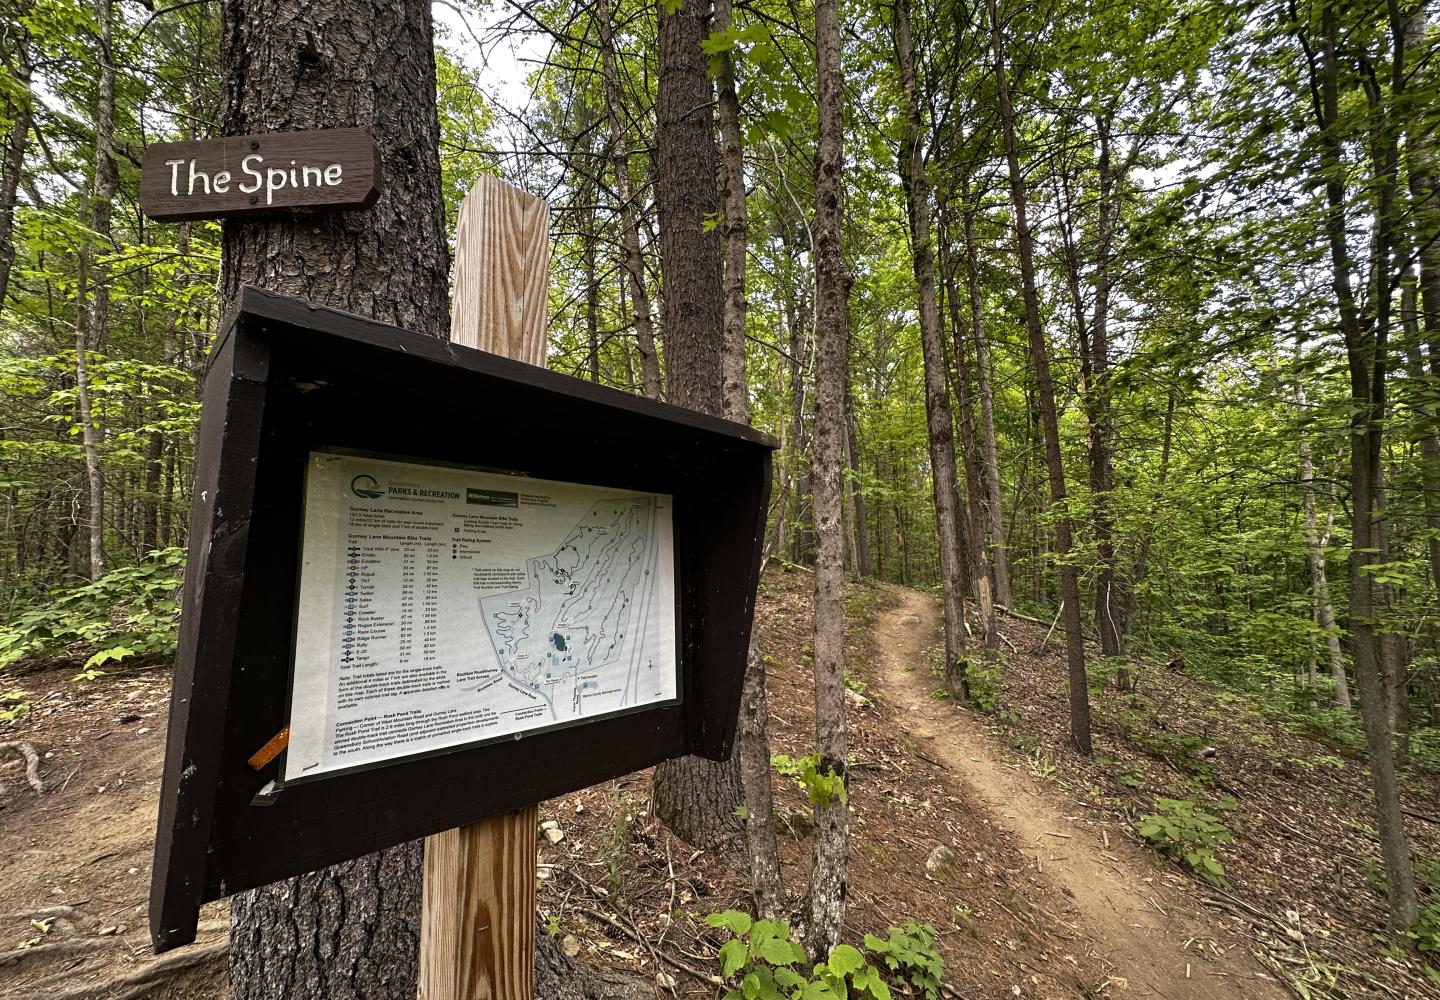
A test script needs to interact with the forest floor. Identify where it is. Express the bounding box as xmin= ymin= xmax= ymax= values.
xmin=0 ymin=569 xmax=1435 ymax=998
